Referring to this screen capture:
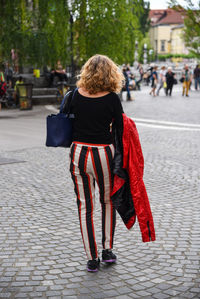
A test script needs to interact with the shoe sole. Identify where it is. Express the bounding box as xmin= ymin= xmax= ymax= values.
xmin=87 ymin=267 xmax=98 ymax=272
xmin=102 ymin=259 xmax=116 ymax=263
